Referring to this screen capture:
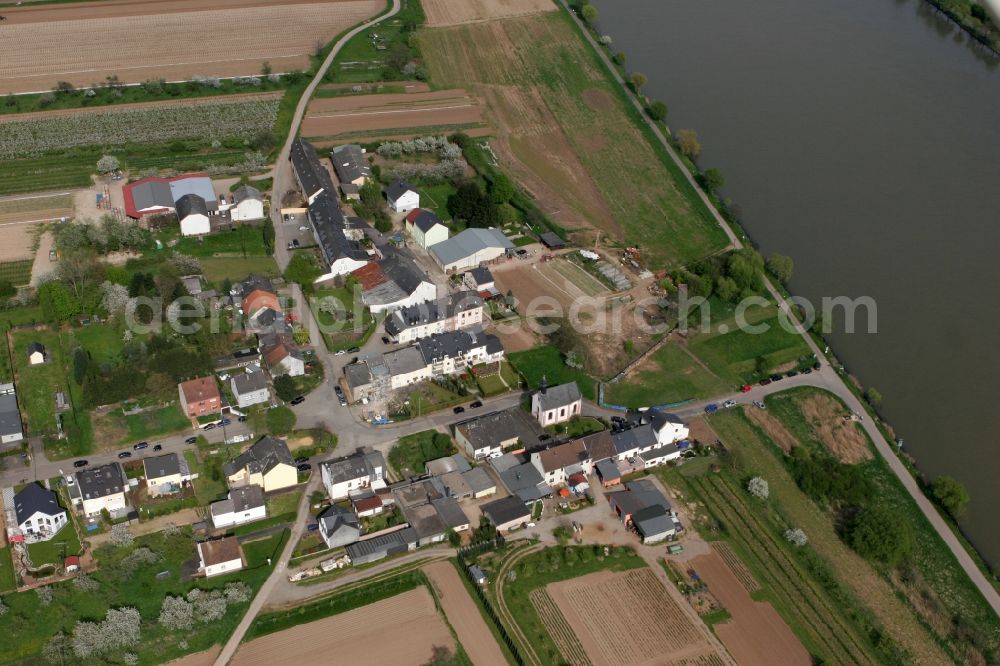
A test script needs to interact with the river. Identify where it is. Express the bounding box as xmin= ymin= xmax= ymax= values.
xmin=589 ymin=0 xmax=1000 ymax=567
